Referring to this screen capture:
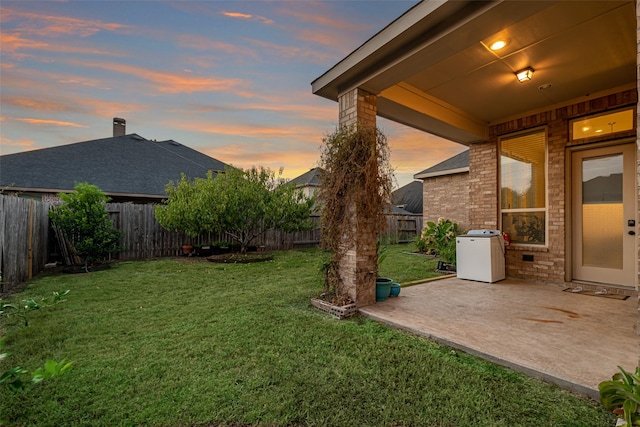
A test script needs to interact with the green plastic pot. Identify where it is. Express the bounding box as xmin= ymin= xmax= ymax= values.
xmin=376 ymin=277 xmax=393 ymax=302
xmin=390 ymin=282 xmax=401 ymax=297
